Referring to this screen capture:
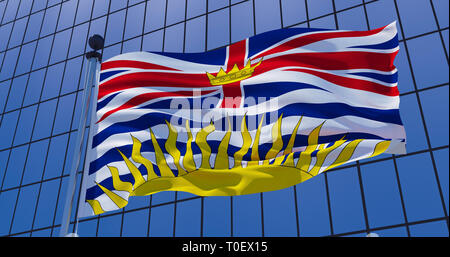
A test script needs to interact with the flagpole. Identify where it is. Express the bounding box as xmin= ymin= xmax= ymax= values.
xmin=59 ymin=35 xmax=104 ymax=237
